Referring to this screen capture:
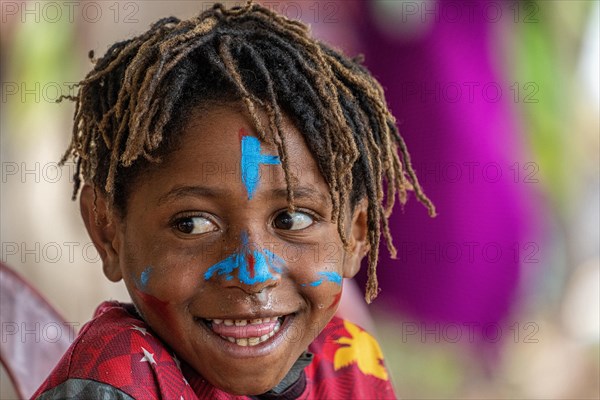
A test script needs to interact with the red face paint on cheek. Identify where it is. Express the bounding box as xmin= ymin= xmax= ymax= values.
xmin=328 ymin=290 xmax=343 ymax=310
xmin=134 ymin=287 xmax=171 ymax=322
